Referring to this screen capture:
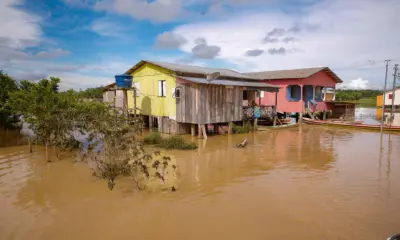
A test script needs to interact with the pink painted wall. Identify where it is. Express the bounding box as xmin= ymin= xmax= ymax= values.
xmin=257 ymin=71 xmax=337 ymax=113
